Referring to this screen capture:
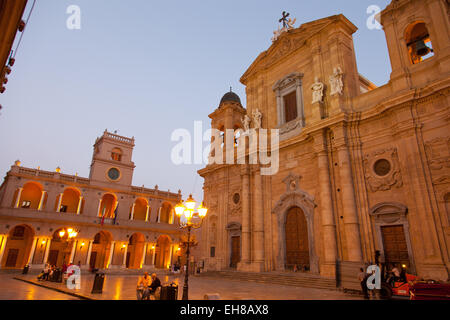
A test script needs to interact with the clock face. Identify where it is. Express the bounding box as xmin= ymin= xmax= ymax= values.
xmin=107 ymin=168 xmax=120 ymax=181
